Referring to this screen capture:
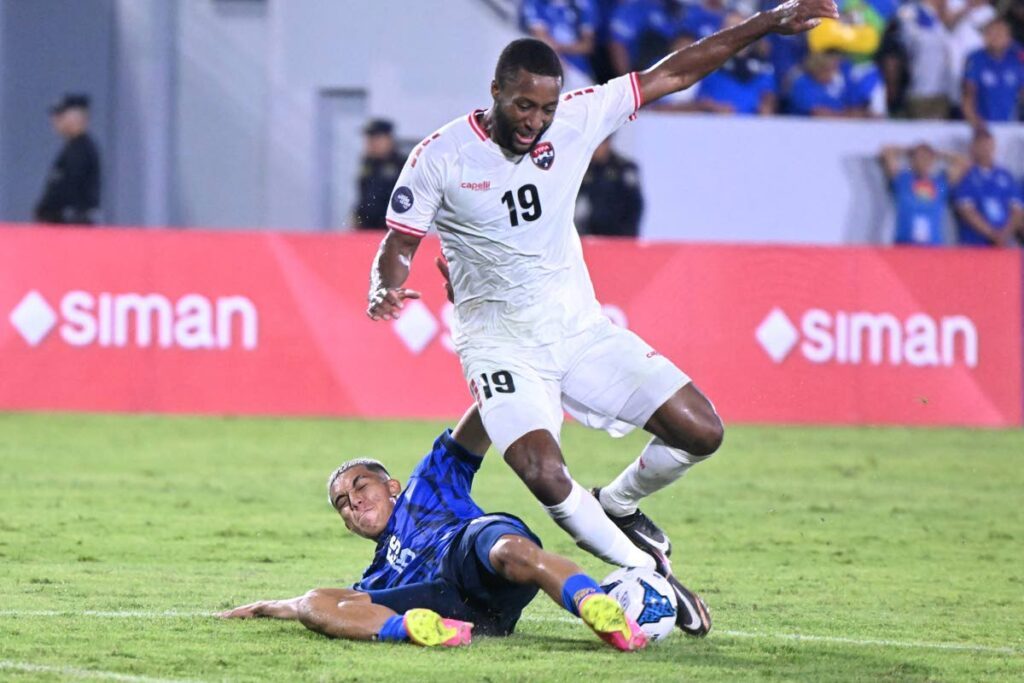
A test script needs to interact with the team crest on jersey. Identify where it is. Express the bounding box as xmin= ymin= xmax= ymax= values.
xmin=530 ymin=141 xmax=555 ymax=170
xmin=391 ymin=186 xmax=414 ymax=213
